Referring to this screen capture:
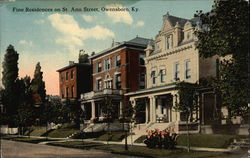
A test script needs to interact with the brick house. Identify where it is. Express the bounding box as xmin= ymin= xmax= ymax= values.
xmin=57 ymin=61 xmax=92 ymax=105
xmin=80 ymin=37 xmax=152 ymax=121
